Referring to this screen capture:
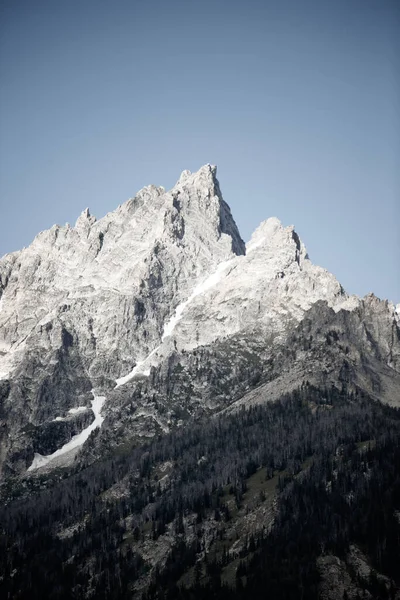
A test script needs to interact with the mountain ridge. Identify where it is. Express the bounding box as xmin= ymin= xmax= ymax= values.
xmin=0 ymin=165 xmax=399 ymax=480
